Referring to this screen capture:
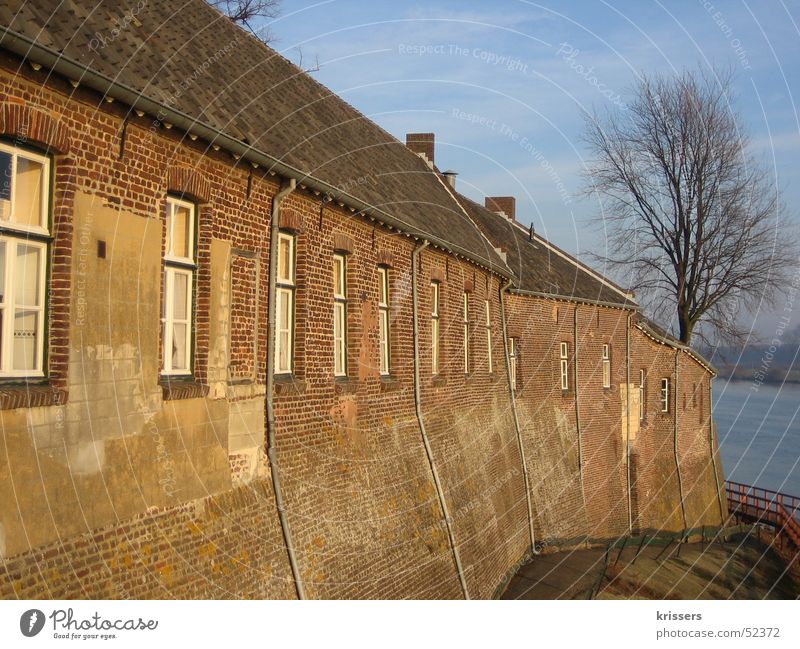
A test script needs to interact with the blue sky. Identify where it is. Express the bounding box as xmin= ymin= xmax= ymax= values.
xmin=256 ymin=0 xmax=799 ymax=337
